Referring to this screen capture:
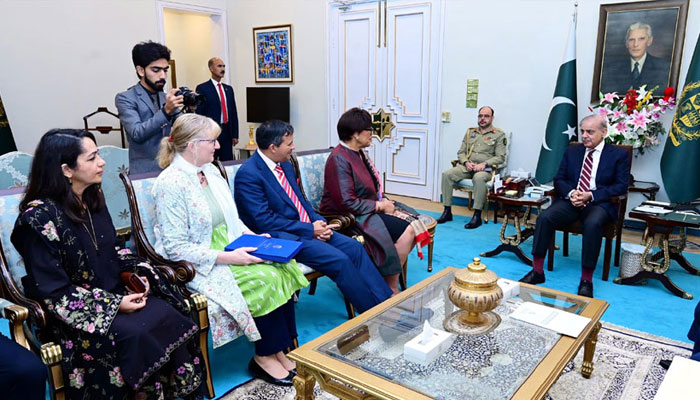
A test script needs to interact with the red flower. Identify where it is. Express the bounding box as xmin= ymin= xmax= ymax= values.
xmin=663 ymin=87 xmax=674 ymax=101
xmin=622 ymin=89 xmax=638 ymax=114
